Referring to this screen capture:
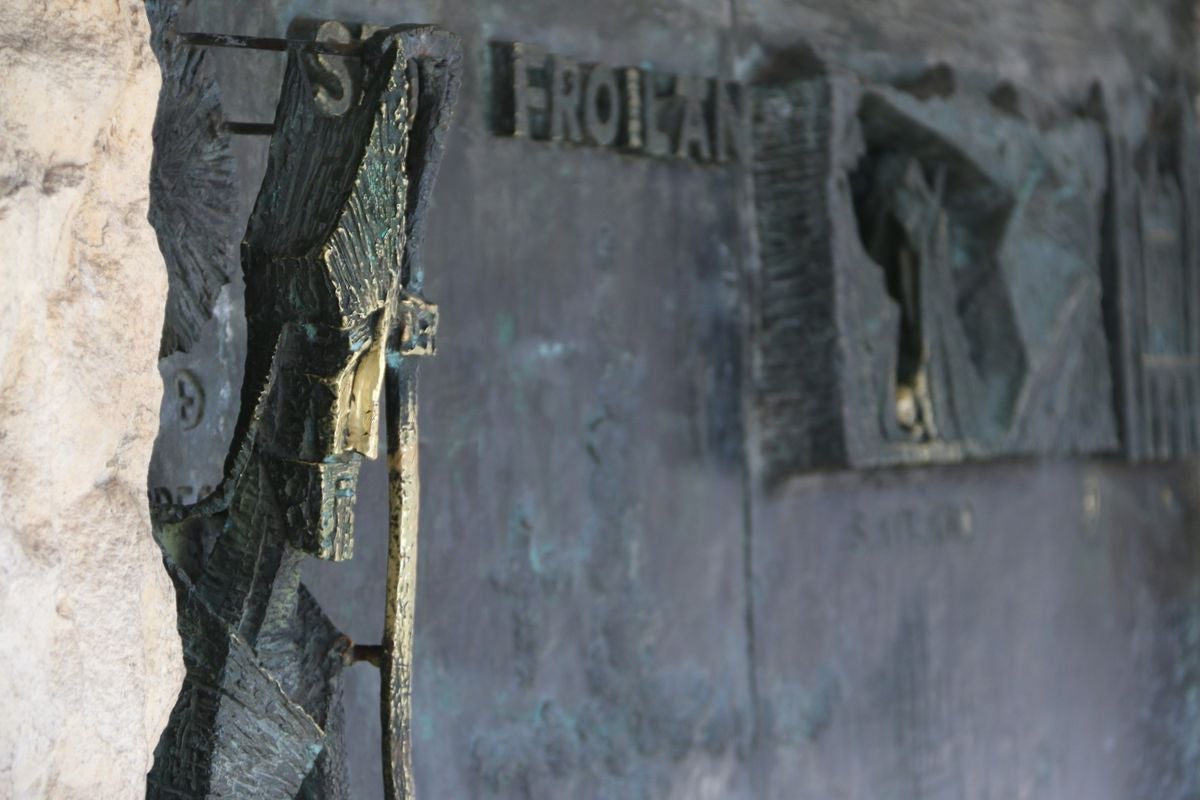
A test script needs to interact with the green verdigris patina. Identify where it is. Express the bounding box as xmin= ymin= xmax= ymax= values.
xmin=144 ymin=17 xmax=460 ymax=800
